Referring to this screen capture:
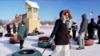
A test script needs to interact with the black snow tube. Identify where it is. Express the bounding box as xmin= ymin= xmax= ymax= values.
xmin=12 ymin=49 xmax=42 ymax=56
